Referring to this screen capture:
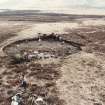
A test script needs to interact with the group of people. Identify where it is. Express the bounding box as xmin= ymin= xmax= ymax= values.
xmin=11 ymin=75 xmax=45 ymax=105
xmin=11 ymin=75 xmax=27 ymax=105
